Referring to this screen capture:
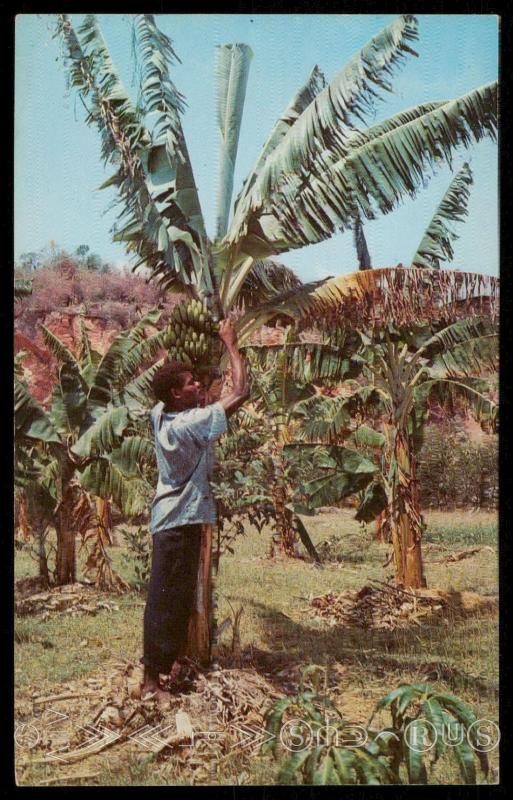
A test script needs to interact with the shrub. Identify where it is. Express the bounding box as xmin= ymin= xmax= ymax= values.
xmin=418 ymin=424 xmax=498 ymax=510
xmin=30 ymin=266 xmax=76 ymax=309
xmin=78 ymin=270 xmax=107 ymax=301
